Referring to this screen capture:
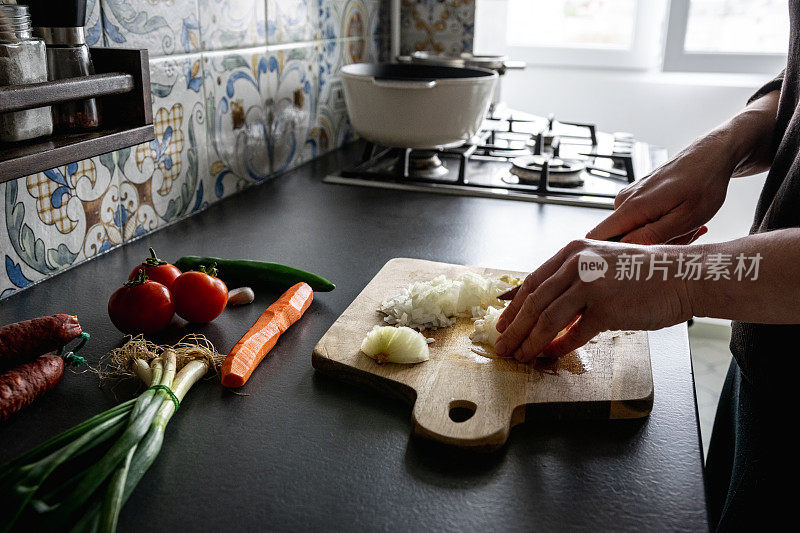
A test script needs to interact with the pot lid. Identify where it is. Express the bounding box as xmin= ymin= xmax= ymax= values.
xmin=342 ymin=62 xmax=497 ymax=81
